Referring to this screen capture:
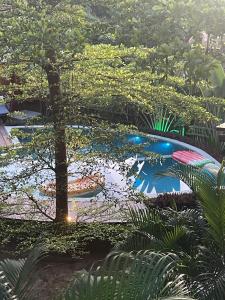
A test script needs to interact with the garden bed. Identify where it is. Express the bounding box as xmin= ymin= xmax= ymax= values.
xmin=32 ymin=251 xmax=108 ymax=300
xmin=0 ymin=218 xmax=132 ymax=258
xmin=0 ymin=218 xmax=133 ymax=299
